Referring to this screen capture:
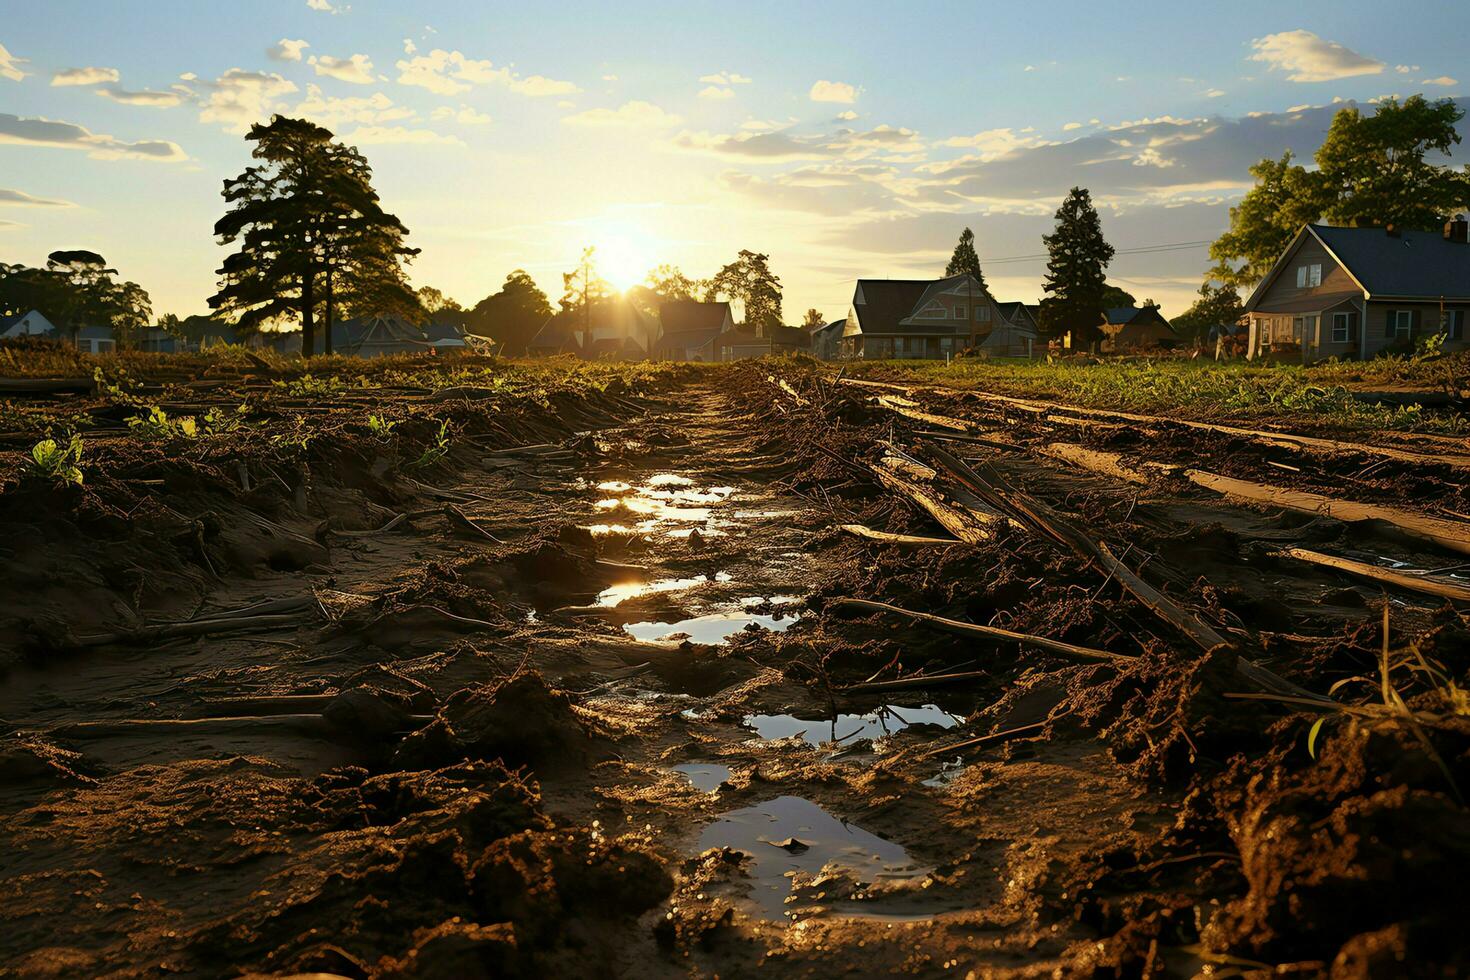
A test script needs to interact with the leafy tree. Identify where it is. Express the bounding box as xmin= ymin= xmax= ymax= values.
xmin=944 ymin=227 xmax=989 ymax=295
xmin=469 ymin=269 xmax=553 ymax=354
xmin=706 ymin=250 xmax=782 ymax=334
xmin=801 ymin=308 xmax=825 ymax=330
xmin=416 ymin=286 xmax=463 ymax=314
xmin=1211 ymin=96 xmax=1470 ymax=287
xmin=1169 ymin=281 xmax=1244 ymax=343
xmin=1208 ymin=153 xmax=1333 ymax=288
xmin=210 ymin=115 xmax=421 ymax=357
xmin=0 ymin=251 xmax=151 ymax=347
xmin=644 ymin=264 xmax=702 ymax=302
xmin=1099 ymin=284 xmax=1137 ymax=309
xmin=559 ymin=246 xmax=613 ymax=314
xmin=1037 ymin=188 xmax=1114 ymax=348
